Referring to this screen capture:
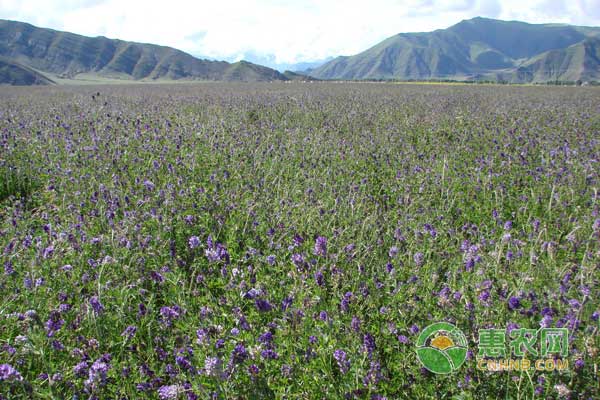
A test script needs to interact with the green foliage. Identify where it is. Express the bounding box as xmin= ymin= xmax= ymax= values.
xmin=0 ymin=154 xmax=41 ymax=207
xmin=0 ymin=83 xmax=598 ymax=399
